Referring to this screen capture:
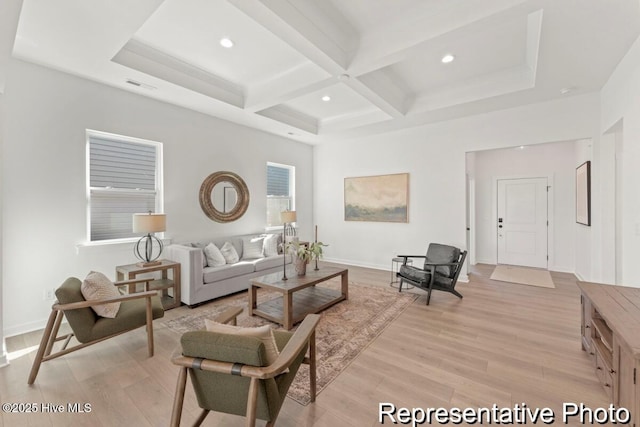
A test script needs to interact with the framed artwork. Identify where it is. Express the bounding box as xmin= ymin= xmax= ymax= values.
xmin=344 ymin=173 xmax=409 ymax=222
xmin=576 ymin=161 xmax=591 ymax=226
